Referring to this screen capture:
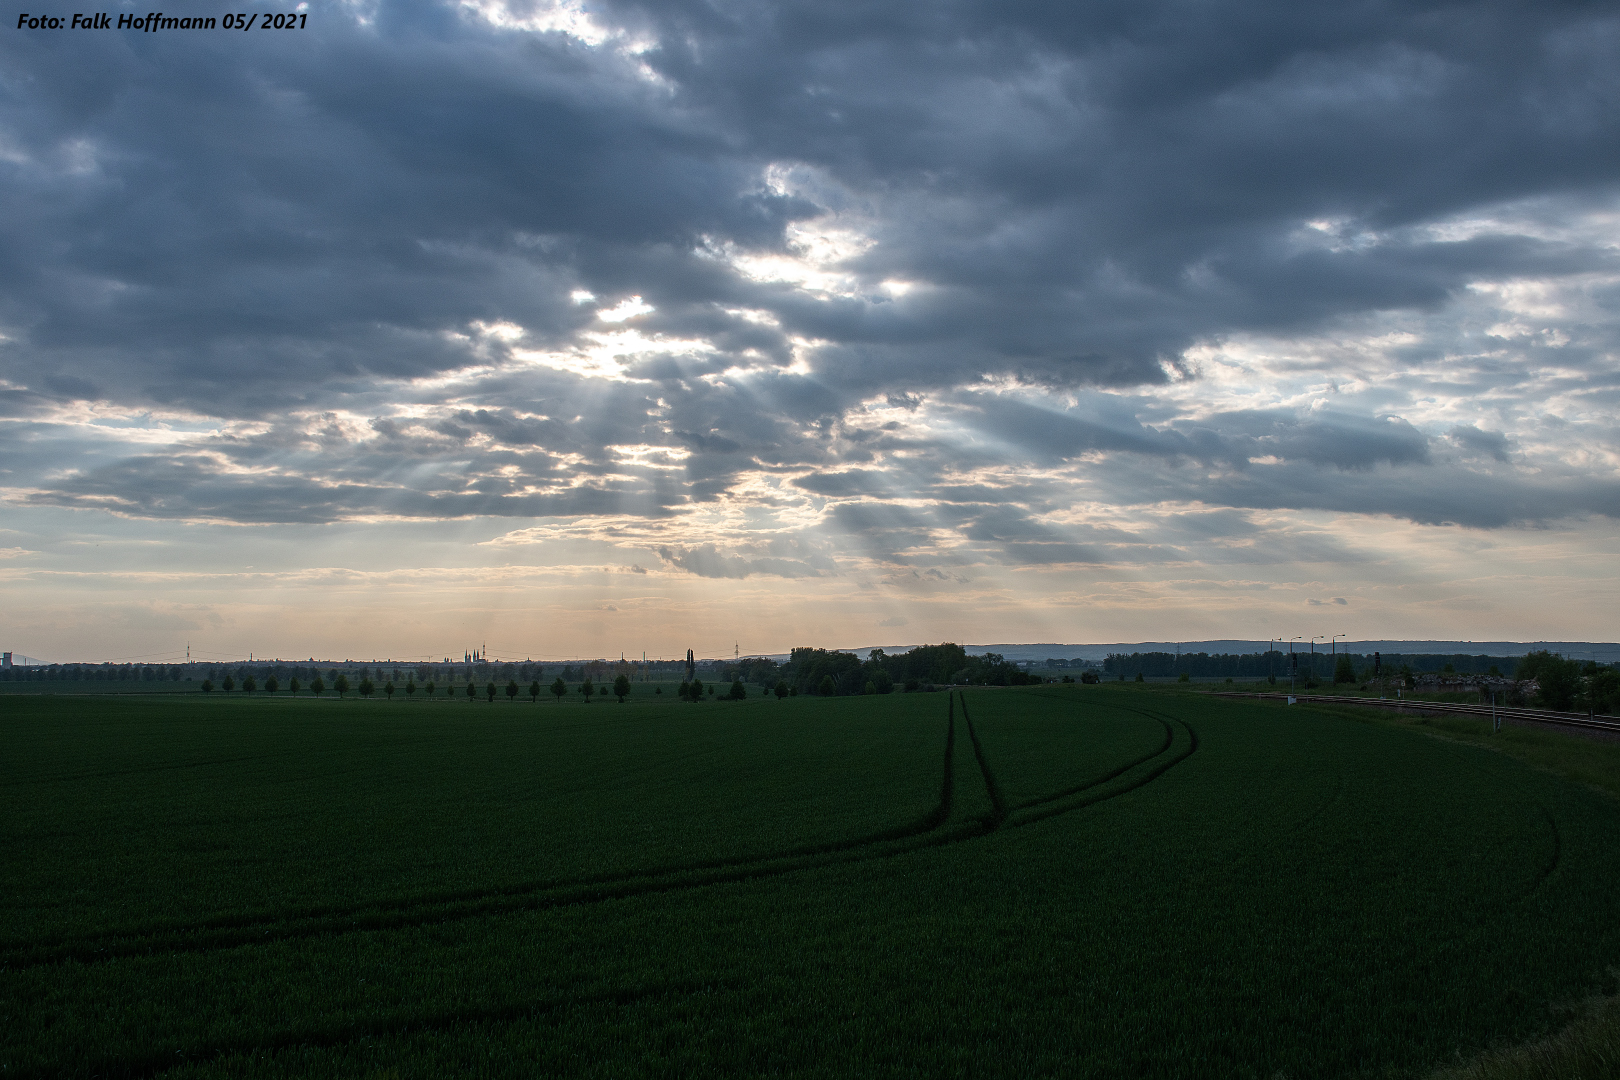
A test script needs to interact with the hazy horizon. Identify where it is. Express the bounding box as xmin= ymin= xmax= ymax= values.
xmin=12 ymin=637 xmax=1620 ymax=669
xmin=4 ymin=1 xmax=1618 ymax=661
